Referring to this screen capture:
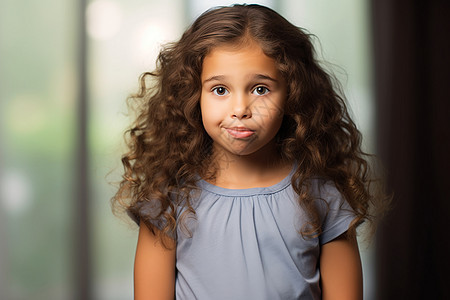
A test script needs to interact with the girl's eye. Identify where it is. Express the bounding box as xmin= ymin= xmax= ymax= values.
xmin=212 ymin=86 xmax=229 ymax=96
xmin=252 ymin=86 xmax=269 ymax=96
